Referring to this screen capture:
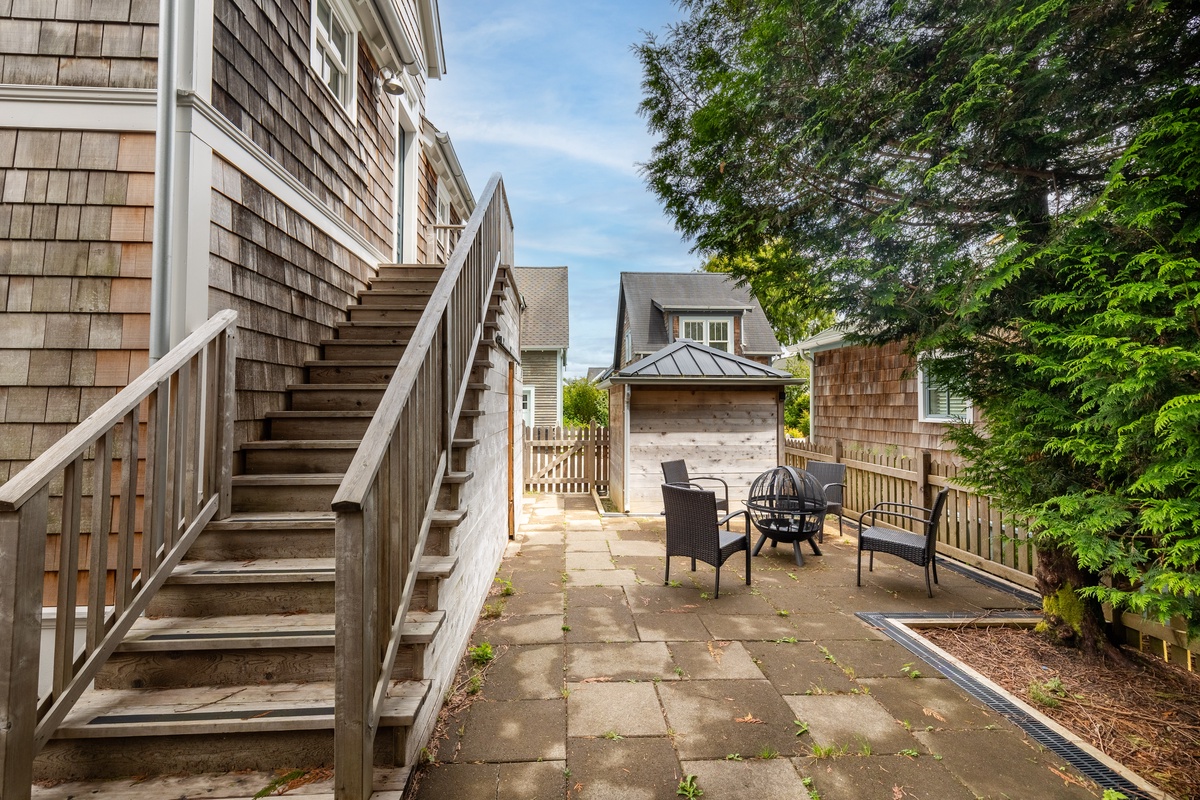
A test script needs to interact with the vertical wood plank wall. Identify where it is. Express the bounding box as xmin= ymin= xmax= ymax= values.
xmin=625 ymin=387 xmax=779 ymax=514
